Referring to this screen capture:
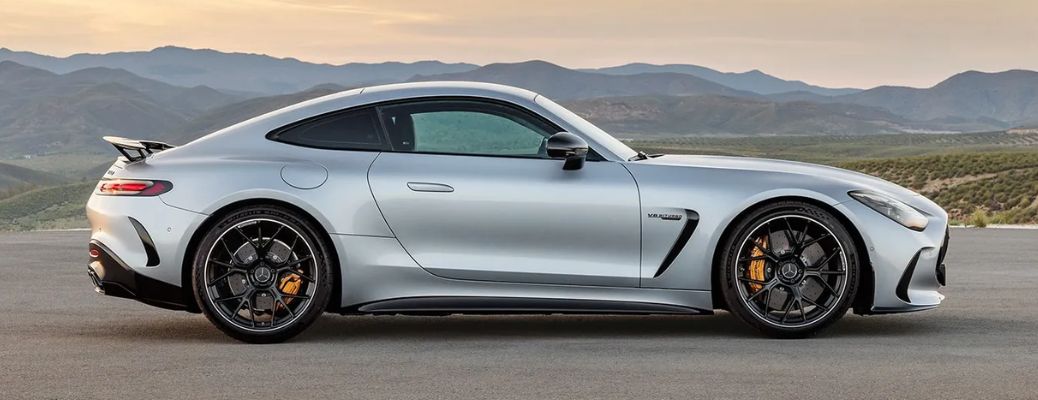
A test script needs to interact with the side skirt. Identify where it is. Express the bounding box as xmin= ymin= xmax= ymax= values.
xmin=348 ymin=296 xmax=713 ymax=316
